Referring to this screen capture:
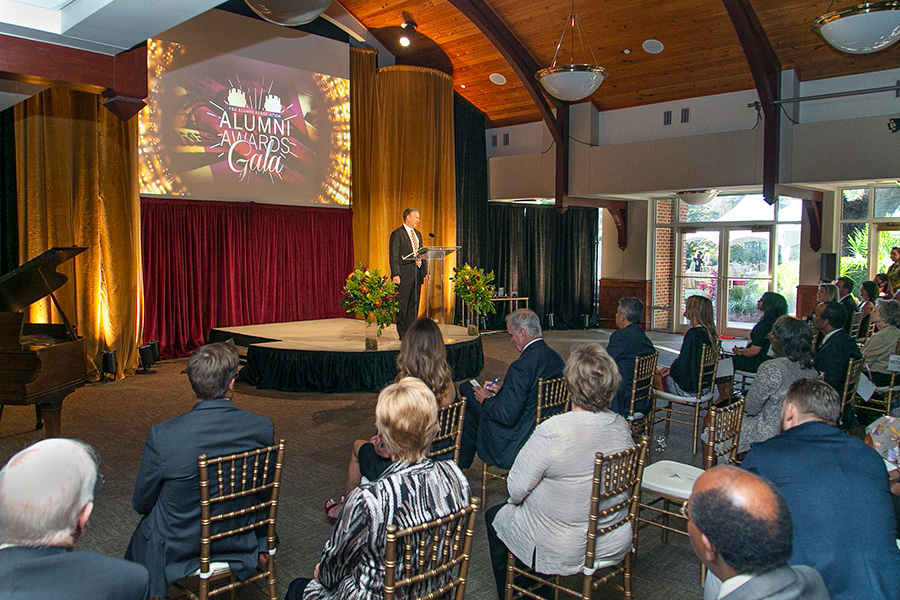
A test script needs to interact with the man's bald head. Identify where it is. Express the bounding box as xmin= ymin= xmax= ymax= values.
xmin=688 ymin=466 xmax=792 ymax=575
xmin=0 ymin=438 xmax=99 ymax=547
